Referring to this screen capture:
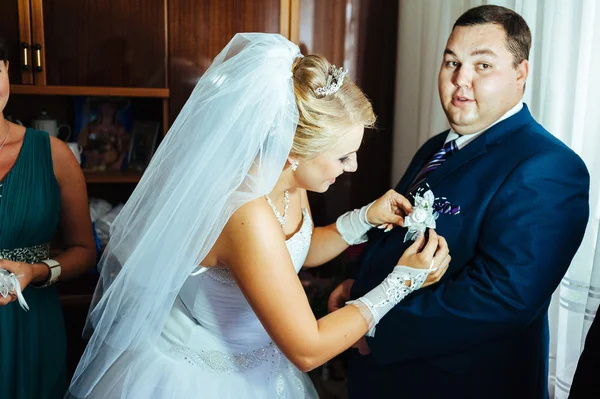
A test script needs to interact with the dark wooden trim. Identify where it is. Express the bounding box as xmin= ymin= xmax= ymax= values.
xmin=11 ymin=84 xmax=170 ymax=98
xmin=17 ymin=0 xmax=33 ymax=84
xmin=30 ymin=0 xmax=46 ymax=85
xmin=84 ymin=171 xmax=142 ymax=184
